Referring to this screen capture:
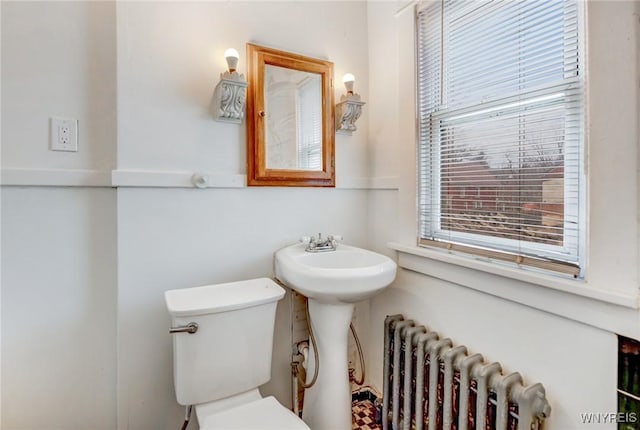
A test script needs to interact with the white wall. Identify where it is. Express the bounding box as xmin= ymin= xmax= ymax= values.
xmin=114 ymin=2 xmax=370 ymax=429
xmin=4 ymin=1 xmax=639 ymax=430
xmin=1 ymin=2 xmax=117 ymax=430
xmin=116 ymin=188 xmax=369 ymax=429
xmin=365 ymin=1 xmax=640 ymax=429
xmin=116 ymin=1 xmax=370 ymax=179
xmin=1 ymin=1 xmax=116 ymax=172
xmin=3 ymin=1 xmax=372 ymax=429
xmin=1 ymin=188 xmax=117 ymax=429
